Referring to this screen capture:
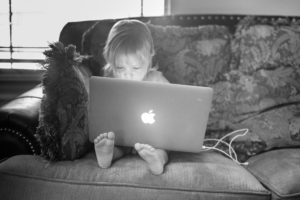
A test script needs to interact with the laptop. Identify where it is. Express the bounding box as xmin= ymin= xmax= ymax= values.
xmin=88 ymin=76 xmax=213 ymax=153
